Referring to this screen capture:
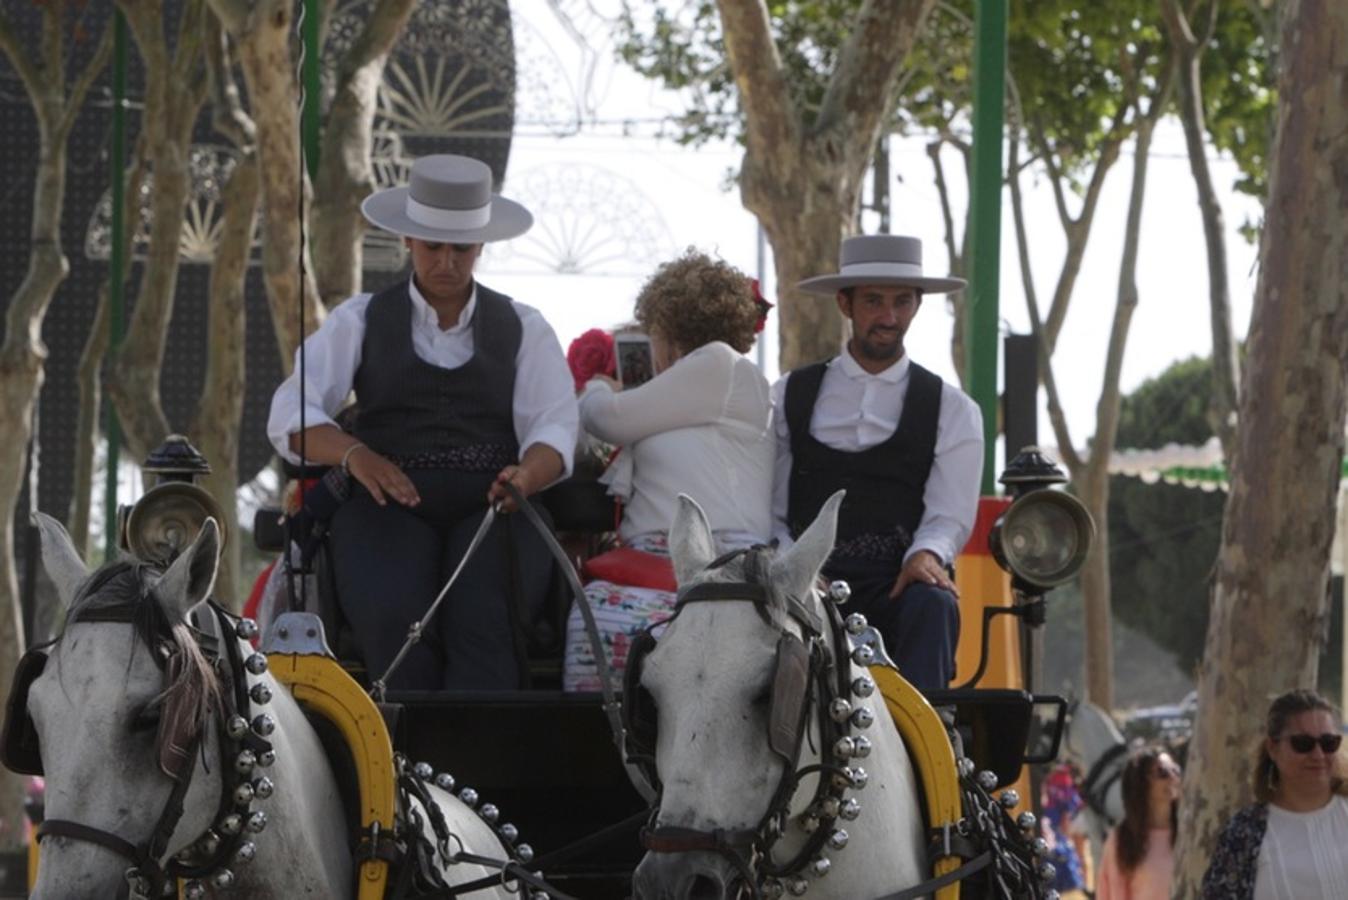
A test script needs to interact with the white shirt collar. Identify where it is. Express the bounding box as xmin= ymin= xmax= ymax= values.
xmin=408 ymin=276 xmax=477 ymax=334
xmin=836 ymin=346 xmax=909 ymax=384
